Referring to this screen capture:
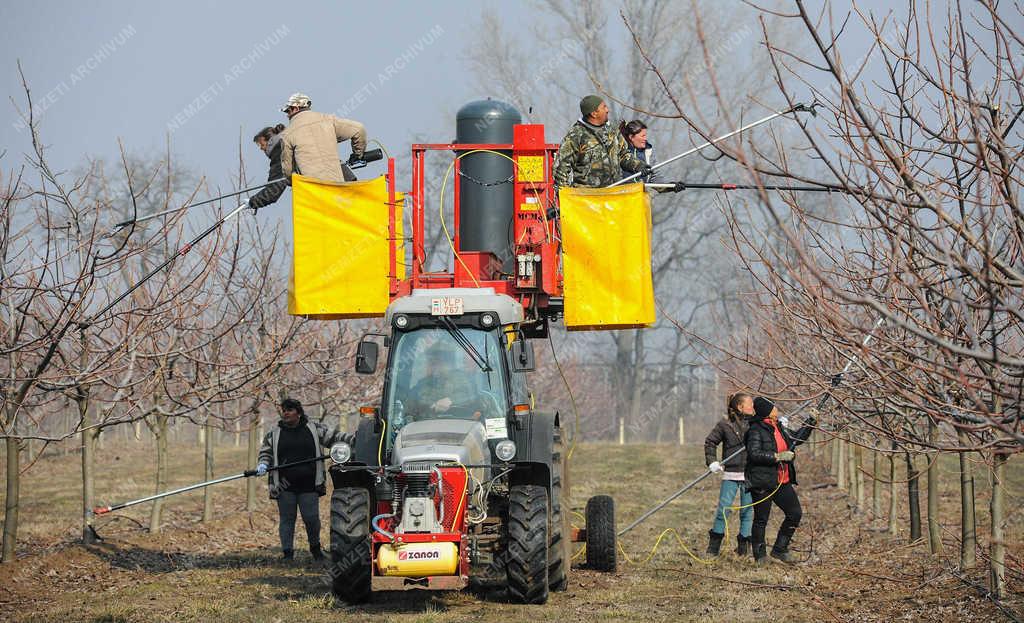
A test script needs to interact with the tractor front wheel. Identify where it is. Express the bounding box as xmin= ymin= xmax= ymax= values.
xmin=585 ymin=495 xmax=616 ymax=572
xmin=507 ymin=484 xmax=549 ymax=604
xmin=330 ymin=487 xmax=372 ymax=603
